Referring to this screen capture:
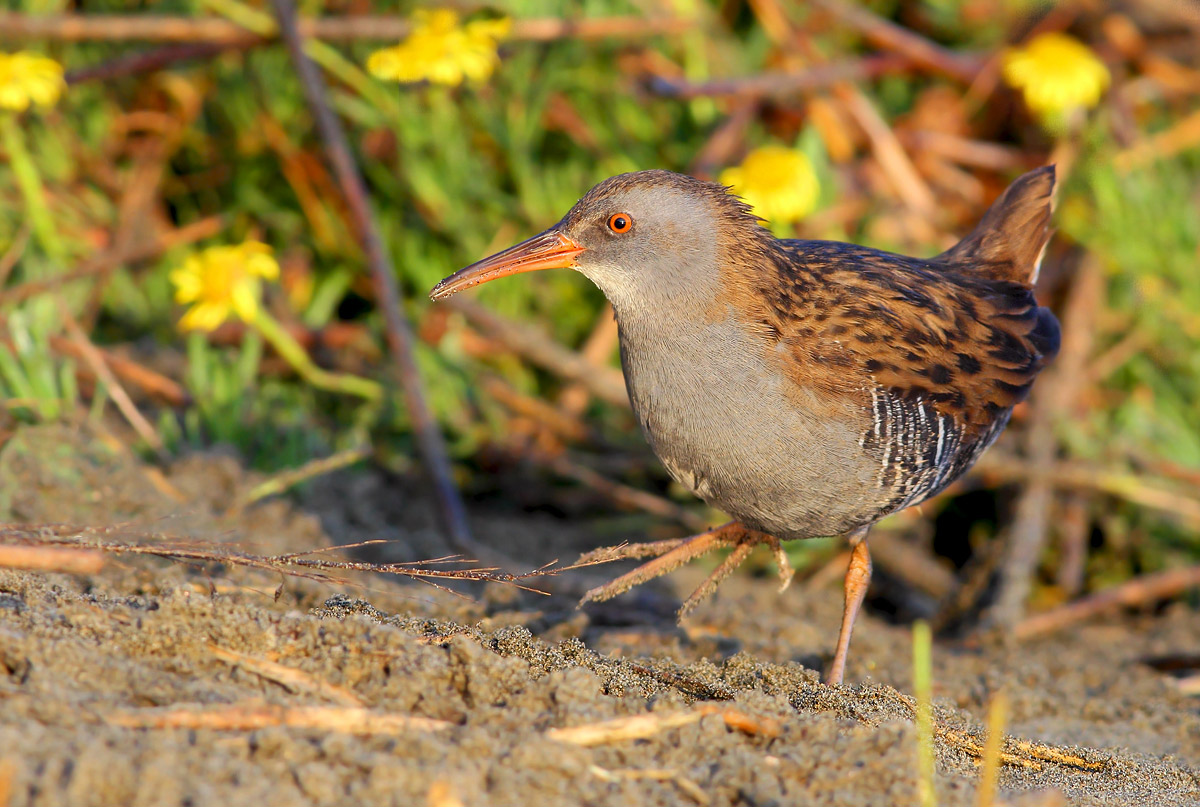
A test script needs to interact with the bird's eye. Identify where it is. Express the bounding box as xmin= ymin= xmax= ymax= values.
xmin=607 ymin=213 xmax=633 ymax=234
